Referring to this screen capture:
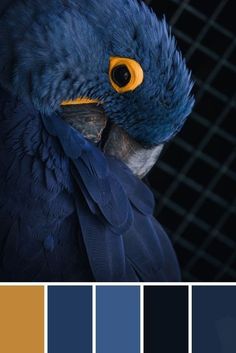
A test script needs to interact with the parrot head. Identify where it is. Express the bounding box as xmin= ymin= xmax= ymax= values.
xmin=0 ymin=0 xmax=194 ymax=175
xmin=71 ymin=0 xmax=195 ymax=147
